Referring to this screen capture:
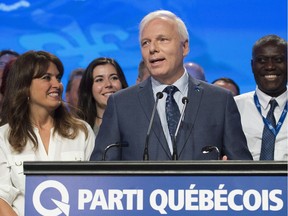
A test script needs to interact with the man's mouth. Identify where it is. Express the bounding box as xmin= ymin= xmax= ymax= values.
xmin=263 ymin=74 xmax=280 ymax=81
